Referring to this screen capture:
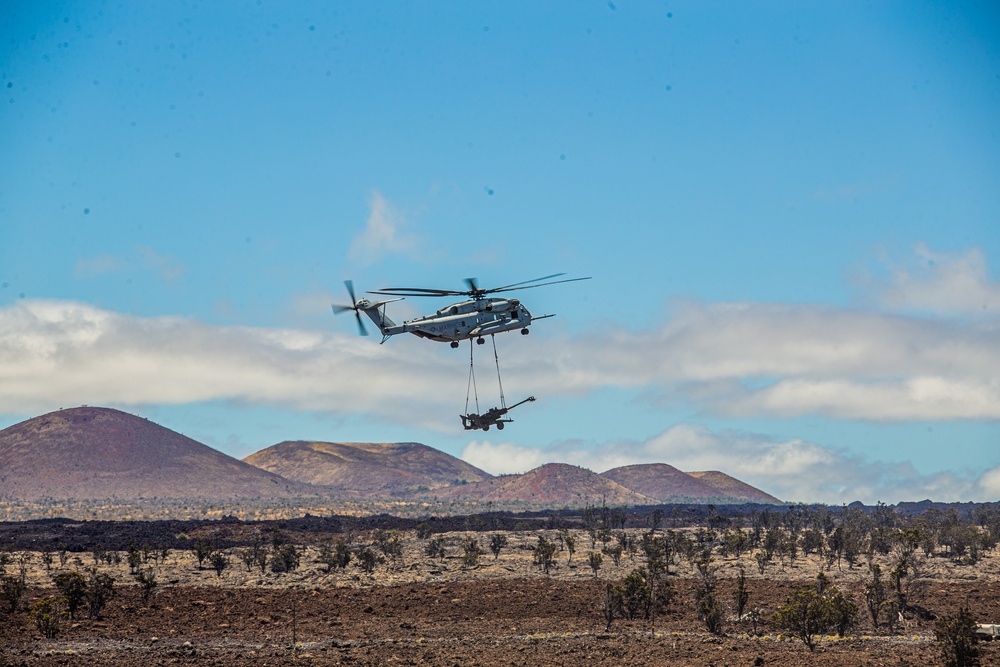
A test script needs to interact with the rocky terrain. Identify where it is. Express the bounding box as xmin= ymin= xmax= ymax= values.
xmin=1 ymin=519 xmax=999 ymax=667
